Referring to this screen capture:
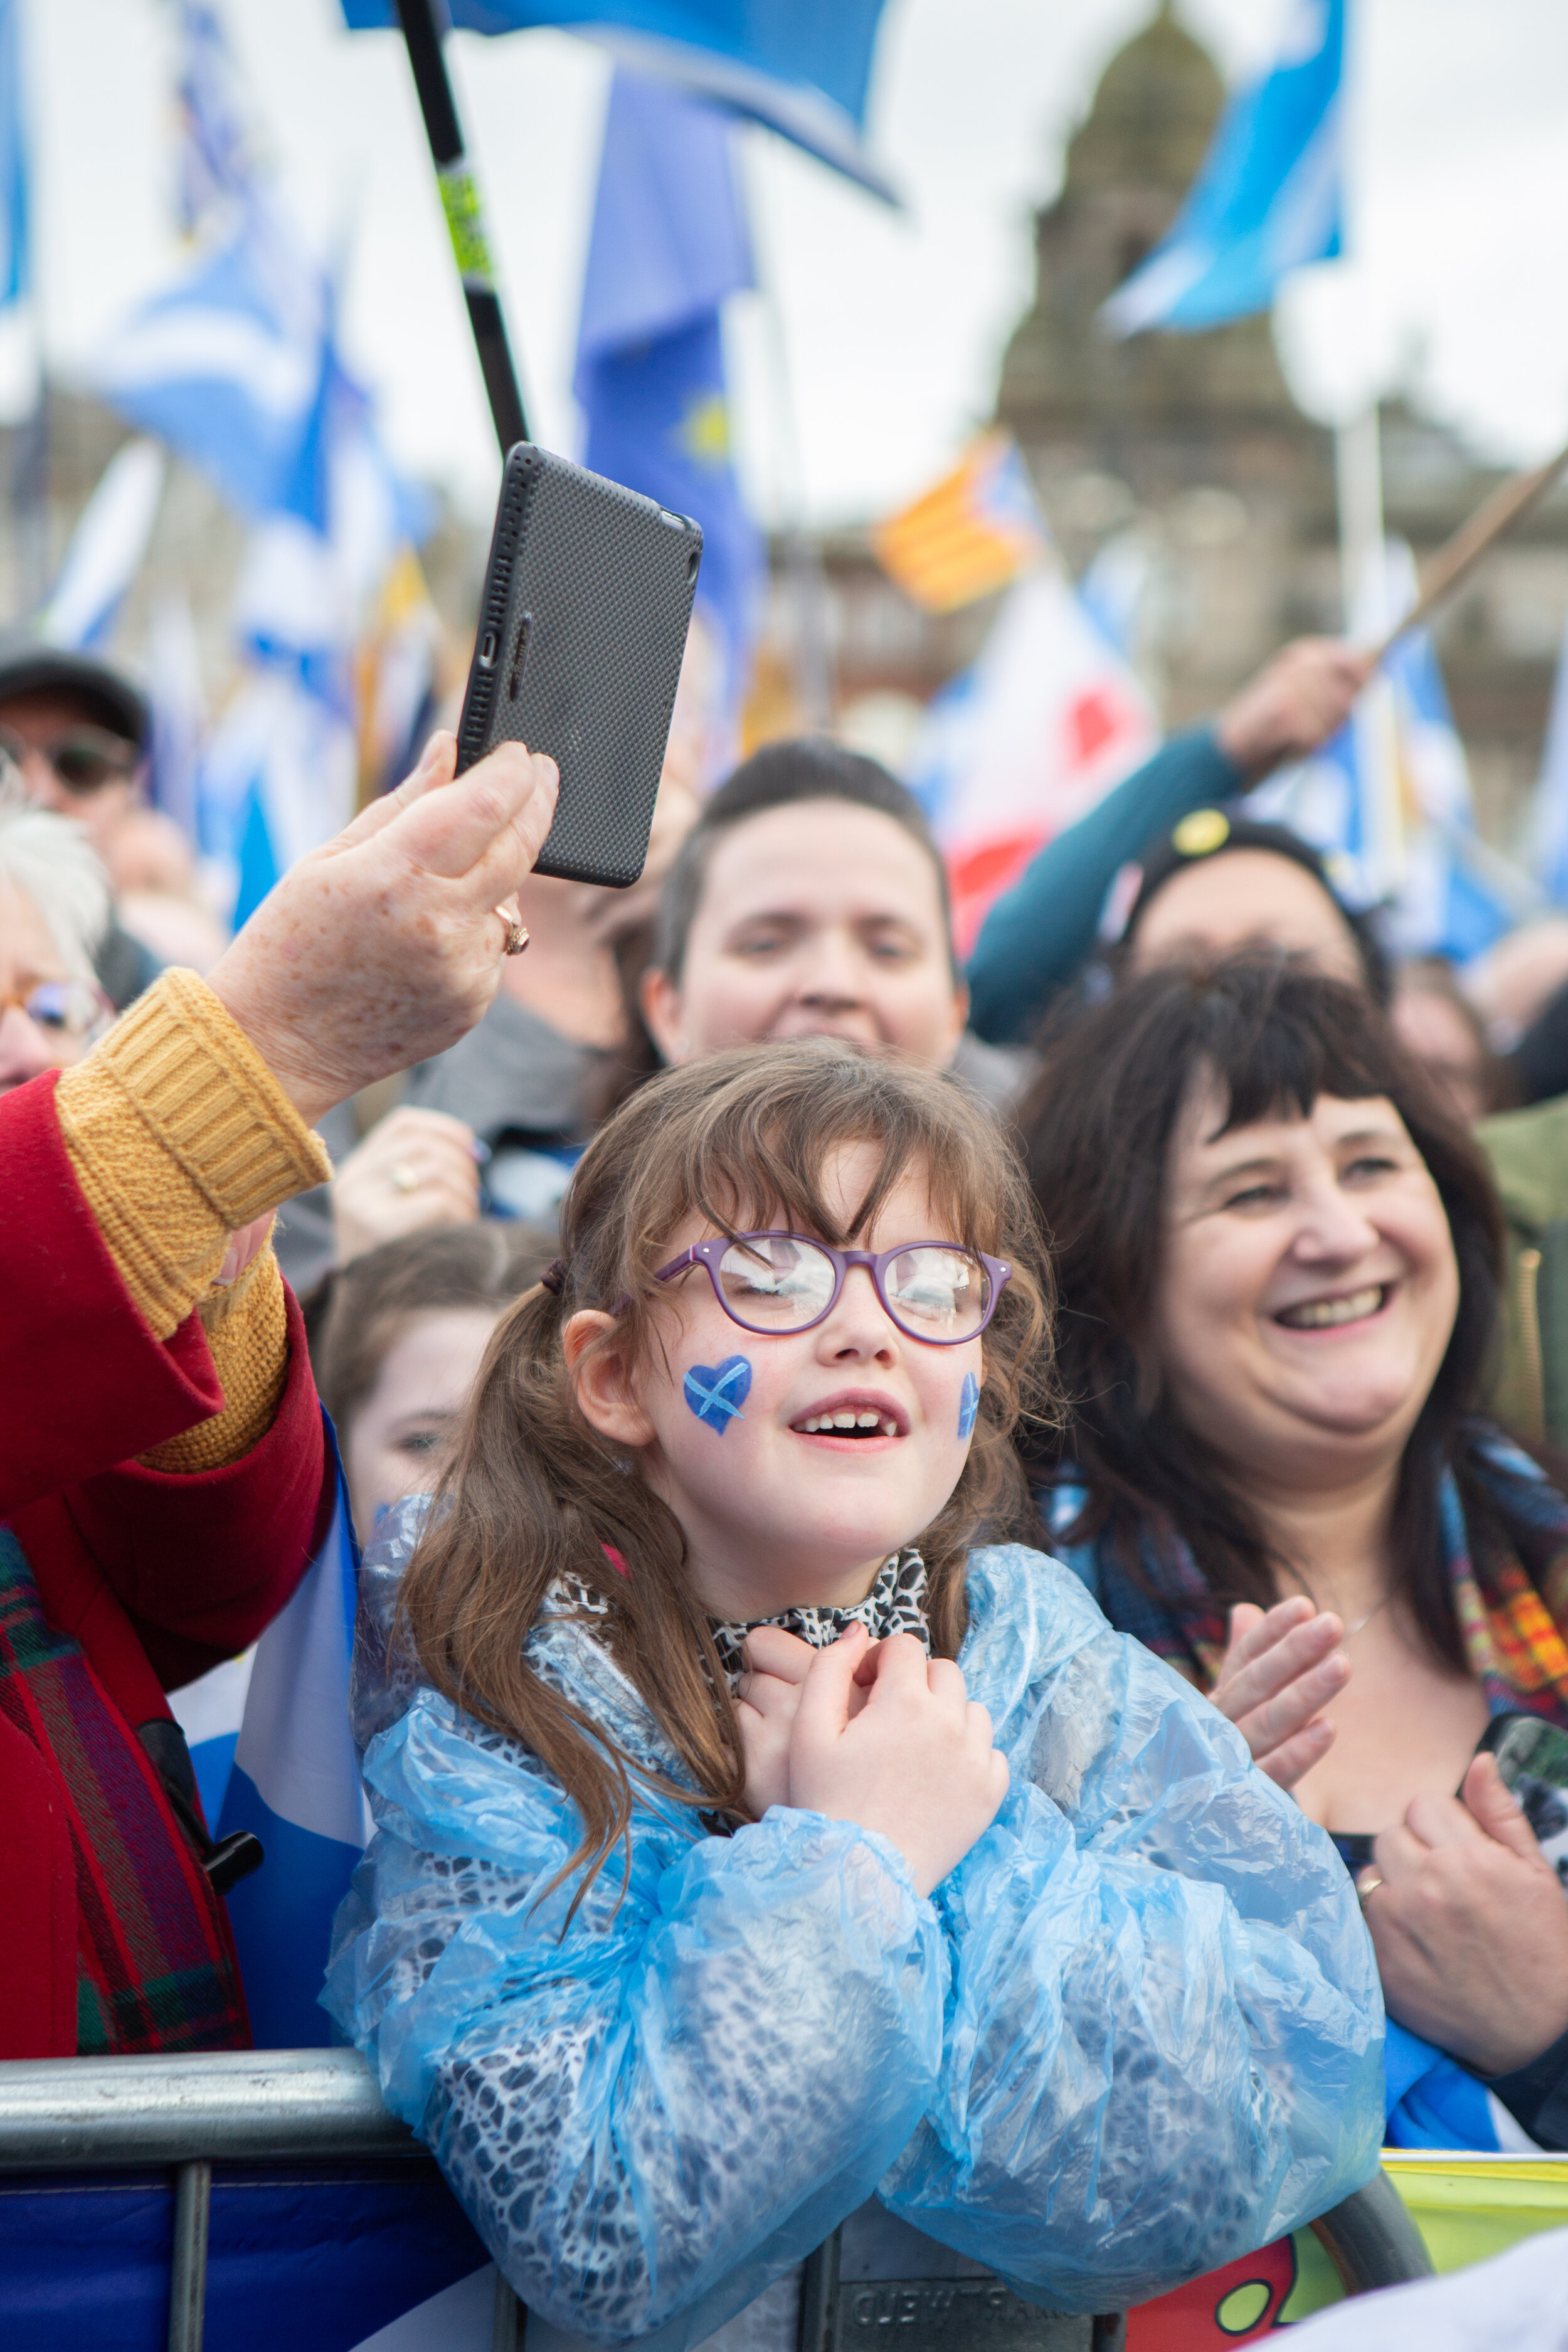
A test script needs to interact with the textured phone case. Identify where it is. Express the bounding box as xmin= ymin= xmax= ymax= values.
xmin=455 ymin=445 xmax=702 ymax=887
